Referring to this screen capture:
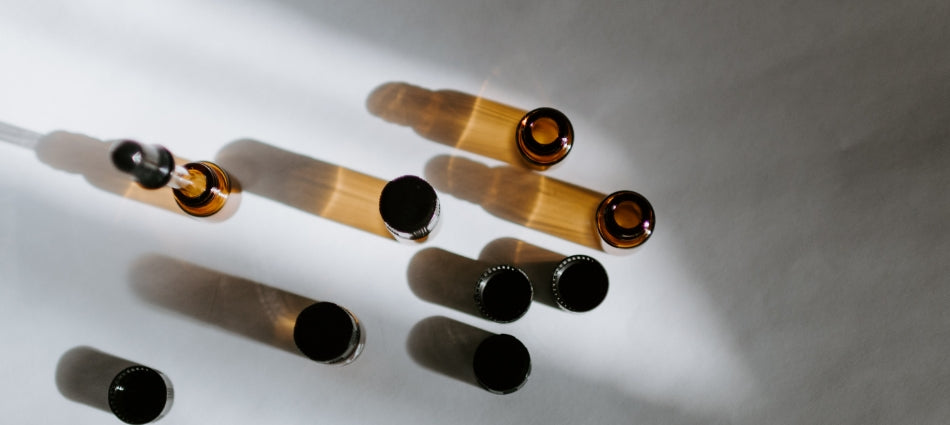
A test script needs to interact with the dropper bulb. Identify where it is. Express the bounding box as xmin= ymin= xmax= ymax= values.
xmin=110 ymin=140 xmax=174 ymax=189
